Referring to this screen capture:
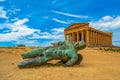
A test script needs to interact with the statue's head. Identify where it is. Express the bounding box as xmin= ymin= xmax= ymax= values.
xmin=74 ymin=40 xmax=86 ymax=50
